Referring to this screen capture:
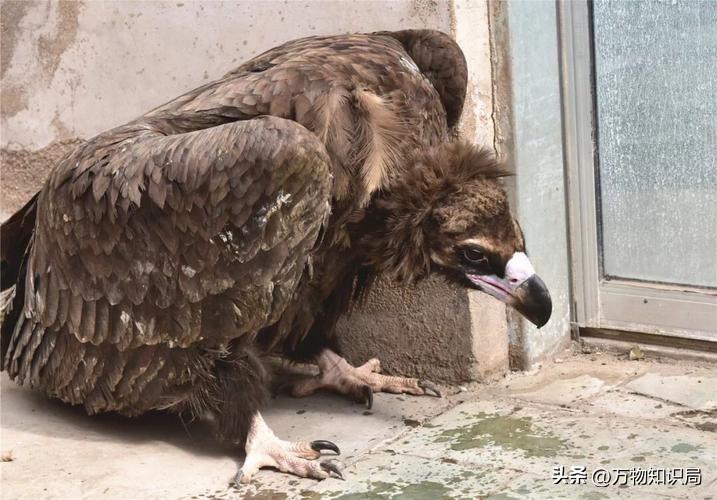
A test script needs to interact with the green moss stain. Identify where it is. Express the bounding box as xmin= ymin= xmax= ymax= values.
xmin=326 ymin=481 xmax=395 ymax=500
xmin=371 ymin=481 xmax=397 ymax=494
xmin=581 ymin=492 xmax=610 ymax=499
xmin=328 ymin=491 xmax=385 ymax=500
xmin=671 ymin=442 xmax=702 ymax=453
xmin=392 ymin=481 xmax=453 ymax=500
xmin=320 ymin=466 xmax=493 ymax=500
xmin=458 ymin=470 xmax=478 ymax=480
xmin=485 ymin=493 xmax=521 ymax=500
xmin=244 ymin=489 xmax=289 ymax=500
xmin=433 ymin=412 xmax=566 ymax=457
xmin=326 ymin=479 xmax=454 ymax=500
